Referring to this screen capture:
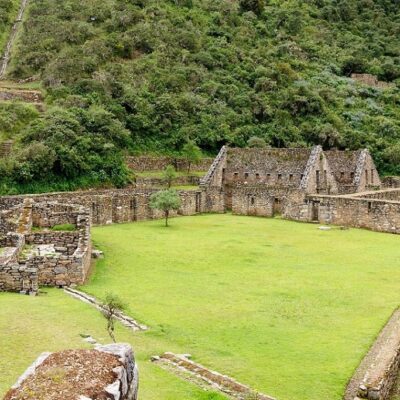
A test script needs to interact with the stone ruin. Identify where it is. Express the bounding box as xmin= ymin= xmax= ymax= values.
xmin=0 ymin=145 xmax=399 ymax=293
xmin=0 ymin=198 xmax=91 ymax=294
xmin=4 ymin=343 xmax=138 ymax=400
xmin=199 ymin=145 xmax=400 ymax=234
